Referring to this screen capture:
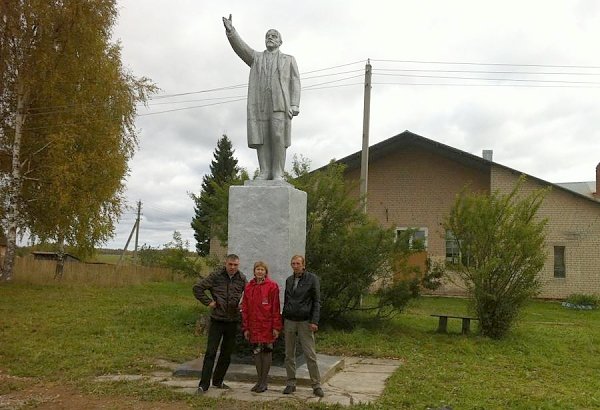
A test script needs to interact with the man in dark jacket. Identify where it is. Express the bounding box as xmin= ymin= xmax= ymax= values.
xmin=193 ymin=254 xmax=247 ymax=394
xmin=281 ymin=255 xmax=324 ymax=397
